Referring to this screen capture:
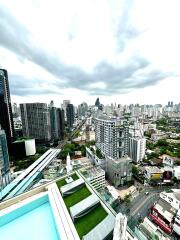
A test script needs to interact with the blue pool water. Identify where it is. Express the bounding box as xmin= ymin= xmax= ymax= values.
xmin=0 ymin=195 xmax=60 ymax=240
